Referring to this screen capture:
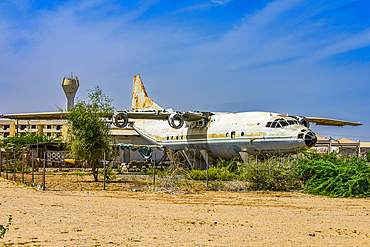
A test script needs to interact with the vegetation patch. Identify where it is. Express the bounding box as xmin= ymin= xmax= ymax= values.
xmin=294 ymin=151 xmax=370 ymax=197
